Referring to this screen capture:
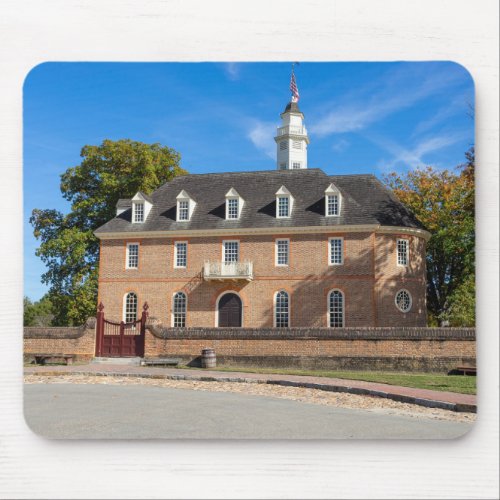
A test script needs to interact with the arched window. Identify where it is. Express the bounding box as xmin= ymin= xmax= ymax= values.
xmin=395 ymin=289 xmax=412 ymax=312
xmin=275 ymin=291 xmax=289 ymax=327
xmin=328 ymin=290 xmax=344 ymax=327
xmin=172 ymin=292 xmax=187 ymax=327
xmin=124 ymin=292 xmax=138 ymax=323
